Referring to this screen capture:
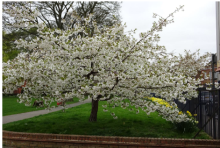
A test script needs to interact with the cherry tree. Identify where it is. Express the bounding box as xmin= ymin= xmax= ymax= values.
xmin=3 ymin=5 xmax=211 ymax=122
